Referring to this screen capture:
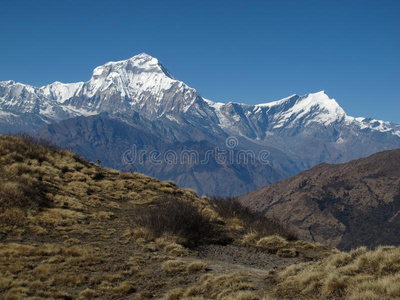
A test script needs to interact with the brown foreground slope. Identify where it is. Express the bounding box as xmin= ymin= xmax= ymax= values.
xmin=239 ymin=148 xmax=400 ymax=250
xmin=2 ymin=135 xmax=400 ymax=300
xmin=0 ymin=135 xmax=334 ymax=299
